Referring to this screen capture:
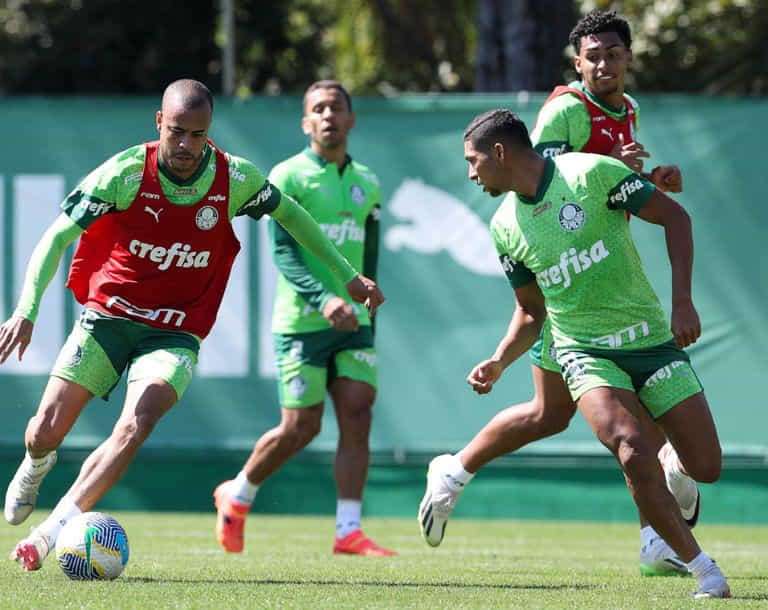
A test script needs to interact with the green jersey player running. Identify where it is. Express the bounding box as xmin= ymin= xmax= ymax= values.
xmin=2 ymin=79 xmax=384 ymax=572
xmin=422 ymin=109 xmax=730 ymax=599
xmin=419 ymin=9 xmax=699 ymax=578
xmin=214 ymin=80 xmax=395 ymax=557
